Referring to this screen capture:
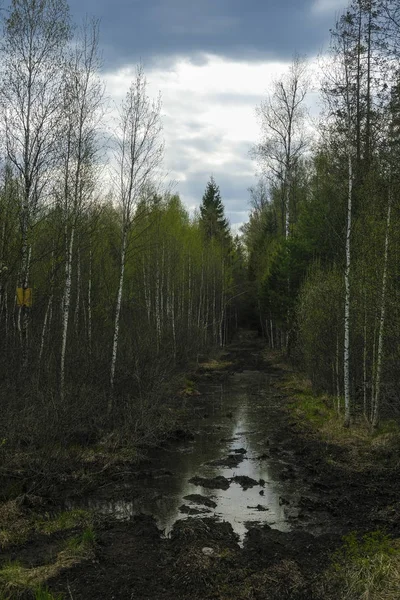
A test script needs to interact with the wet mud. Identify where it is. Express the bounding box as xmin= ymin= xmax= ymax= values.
xmin=4 ymin=331 xmax=400 ymax=599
